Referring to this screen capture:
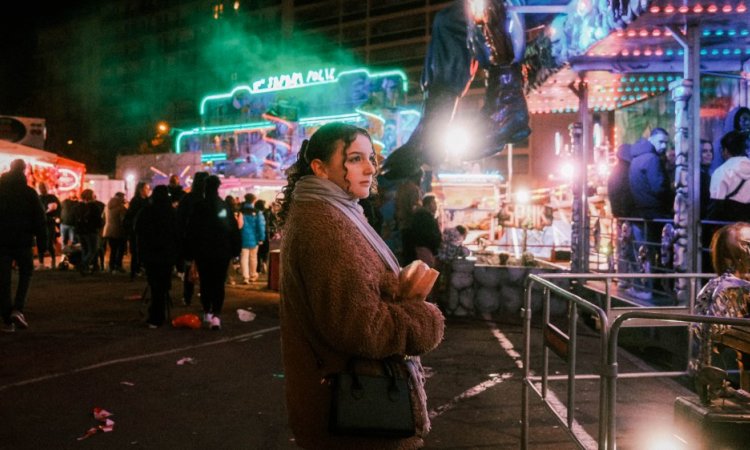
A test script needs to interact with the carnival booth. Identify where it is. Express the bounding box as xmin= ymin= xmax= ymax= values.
xmin=0 ymin=140 xmax=86 ymax=194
